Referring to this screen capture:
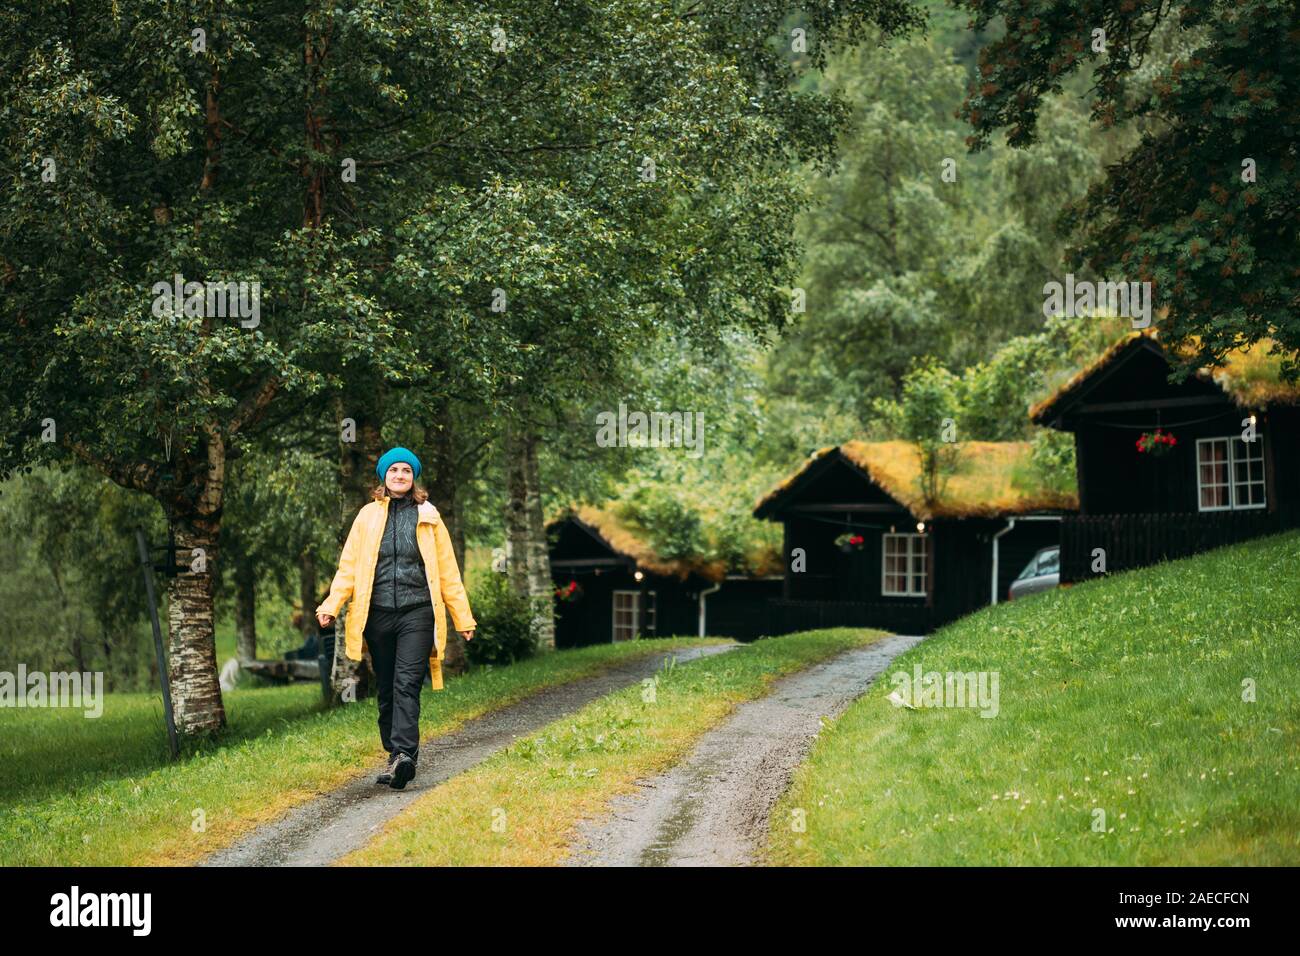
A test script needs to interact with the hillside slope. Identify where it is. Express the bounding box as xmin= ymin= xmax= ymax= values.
xmin=768 ymin=531 xmax=1300 ymax=865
